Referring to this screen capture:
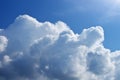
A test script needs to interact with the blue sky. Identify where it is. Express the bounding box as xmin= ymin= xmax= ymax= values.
xmin=0 ymin=0 xmax=120 ymax=51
